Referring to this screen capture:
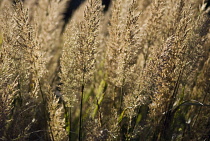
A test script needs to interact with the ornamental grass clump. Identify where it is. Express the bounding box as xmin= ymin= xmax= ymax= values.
xmin=0 ymin=0 xmax=210 ymax=140
xmin=0 ymin=1 xmax=45 ymax=140
xmin=136 ymin=0 xmax=210 ymax=140
xmin=0 ymin=0 xmax=67 ymax=140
